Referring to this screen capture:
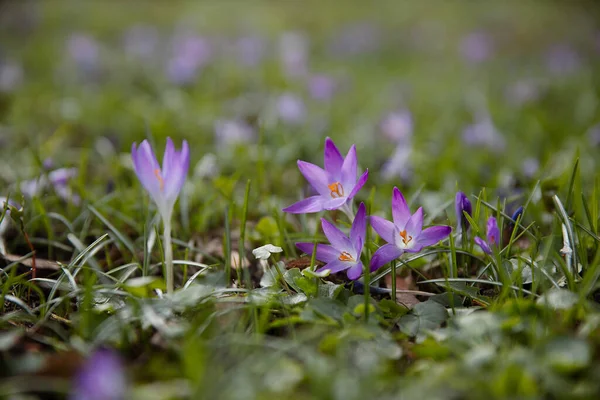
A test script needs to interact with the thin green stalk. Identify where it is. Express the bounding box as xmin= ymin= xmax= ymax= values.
xmin=240 ymin=180 xmax=252 ymax=289
xmin=164 ymin=220 xmax=173 ymax=295
xmin=224 ymin=206 xmax=232 ymax=287
xmin=390 ymin=260 xmax=396 ymax=303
